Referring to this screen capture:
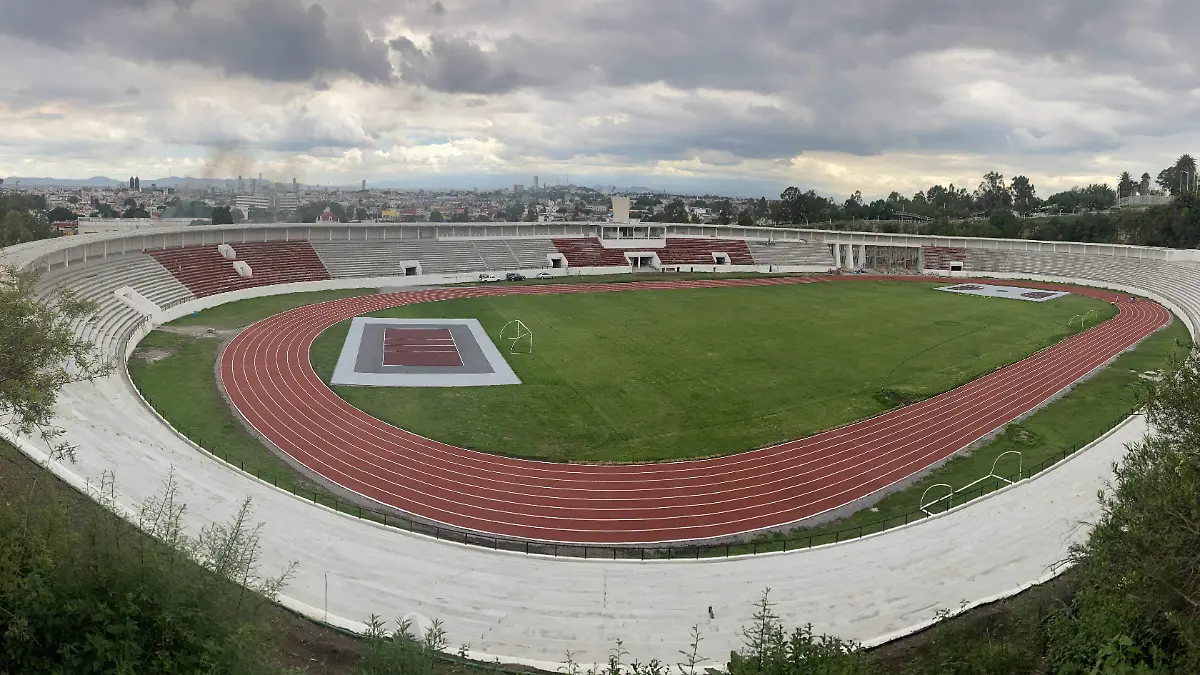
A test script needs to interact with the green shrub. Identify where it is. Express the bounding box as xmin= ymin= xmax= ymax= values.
xmin=728 ymin=590 xmax=877 ymax=675
xmin=0 ymin=472 xmax=295 ymax=674
xmin=1044 ymin=350 xmax=1200 ymax=673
